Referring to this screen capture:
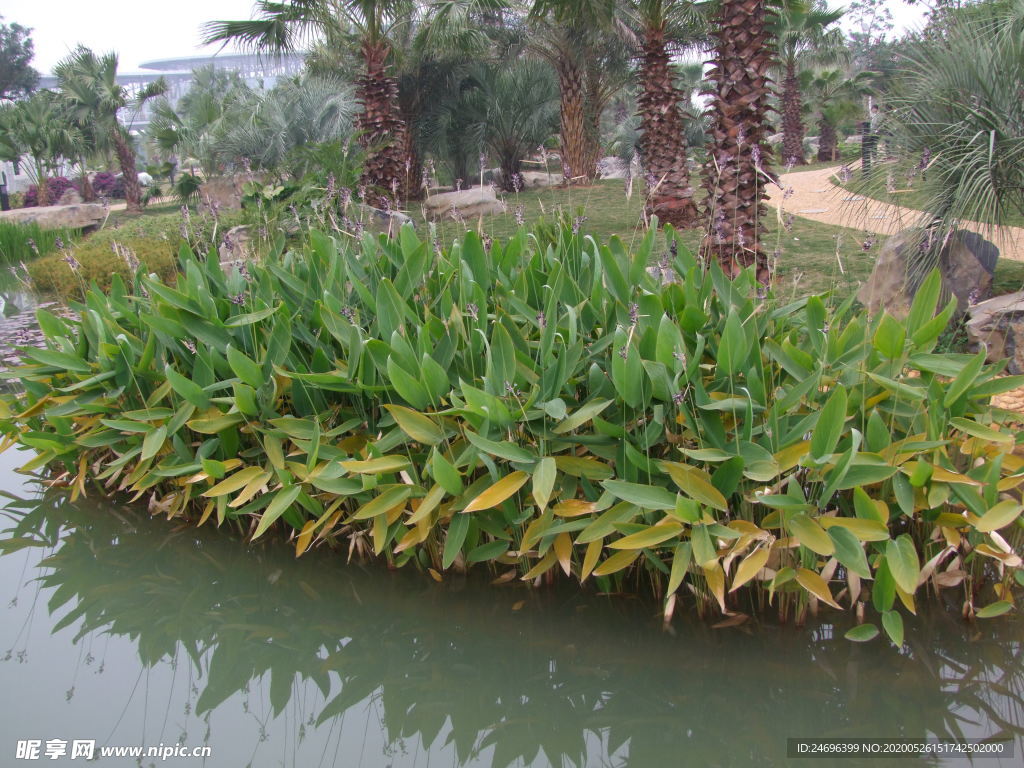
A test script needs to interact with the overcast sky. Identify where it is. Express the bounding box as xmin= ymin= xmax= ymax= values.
xmin=8 ymin=0 xmax=930 ymax=75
